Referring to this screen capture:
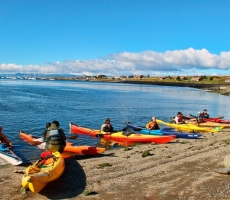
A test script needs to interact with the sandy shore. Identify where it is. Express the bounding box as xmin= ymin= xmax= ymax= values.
xmin=1 ymin=127 xmax=230 ymax=200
